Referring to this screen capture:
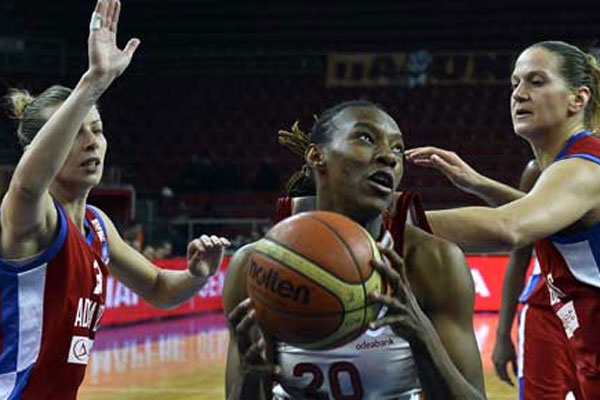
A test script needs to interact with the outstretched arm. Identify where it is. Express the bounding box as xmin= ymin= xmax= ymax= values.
xmin=96 ymin=208 xmax=229 ymax=308
xmin=426 ymin=158 xmax=600 ymax=252
xmin=1 ymin=0 xmax=139 ymax=256
xmin=370 ymin=239 xmax=486 ymax=400
xmin=405 ymin=146 xmax=527 ymax=206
